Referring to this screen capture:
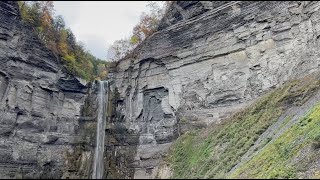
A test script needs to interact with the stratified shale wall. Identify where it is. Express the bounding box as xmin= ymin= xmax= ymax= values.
xmin=109 ymin=1 xmax=320 ymax=178
xmin=2 ymin=1 xmax=320 ymax=179
xmin=0 ymin=1 xmax=98 ymax=178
